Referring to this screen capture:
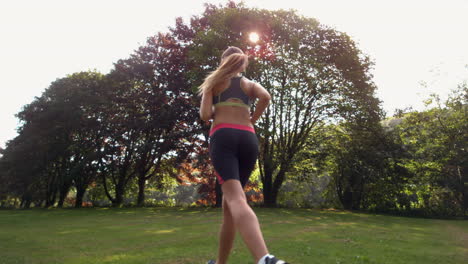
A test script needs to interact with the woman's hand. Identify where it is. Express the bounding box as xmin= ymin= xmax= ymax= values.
xmin=250 ymin=116 xmax=256 ymax=126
